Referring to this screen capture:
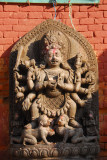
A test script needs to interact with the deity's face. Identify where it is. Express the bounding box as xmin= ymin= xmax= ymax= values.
xmin=75 ymin=57 xmax=82 ymax=69
xmin=45 ymin=48 xmax=62 ymax=67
